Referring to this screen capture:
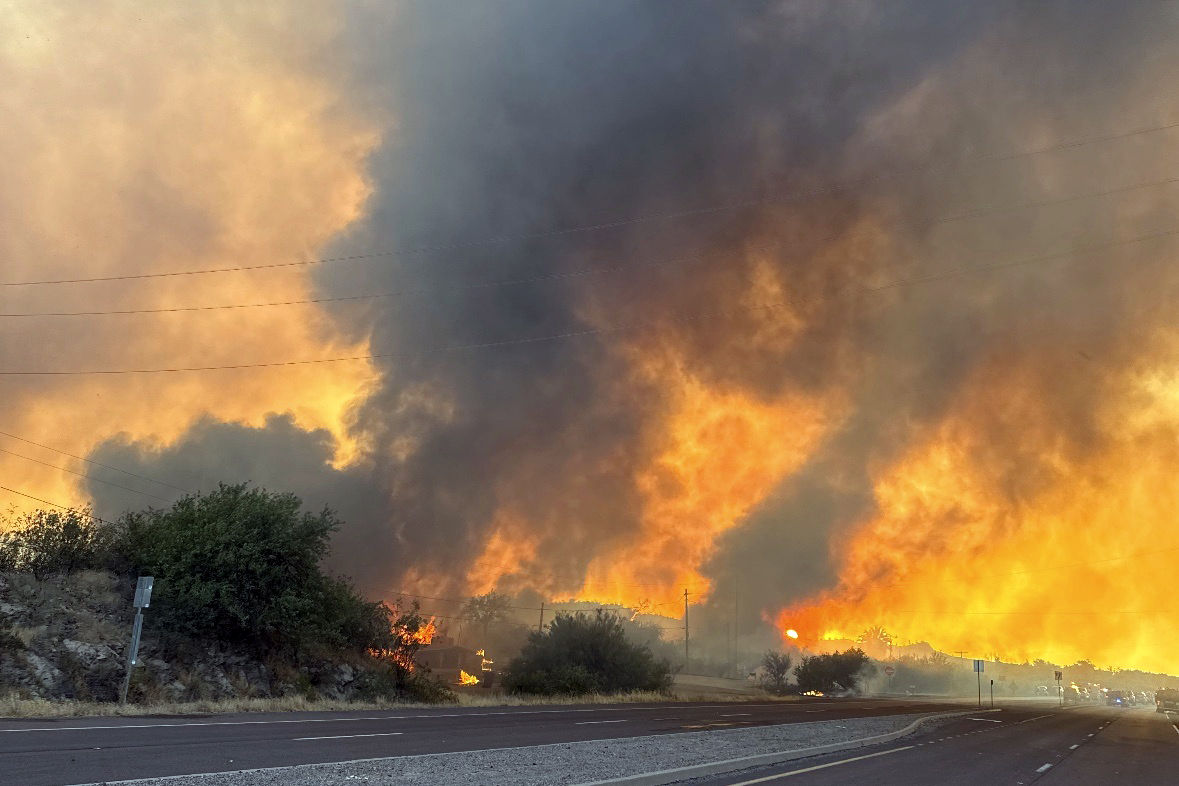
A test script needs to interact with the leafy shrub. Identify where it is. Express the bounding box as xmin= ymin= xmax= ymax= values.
xmin=0 ymin=510 xmax=113 ymax=579
xmin=760 ymin=650 xmax=794 ymax=695
xmin=794 ymin=648 xmax=875 ymax=694
xmin=503 ymin=610 xmax=674 ymax=695
xmin=118 ymin=483 xmax=382 ymax=661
